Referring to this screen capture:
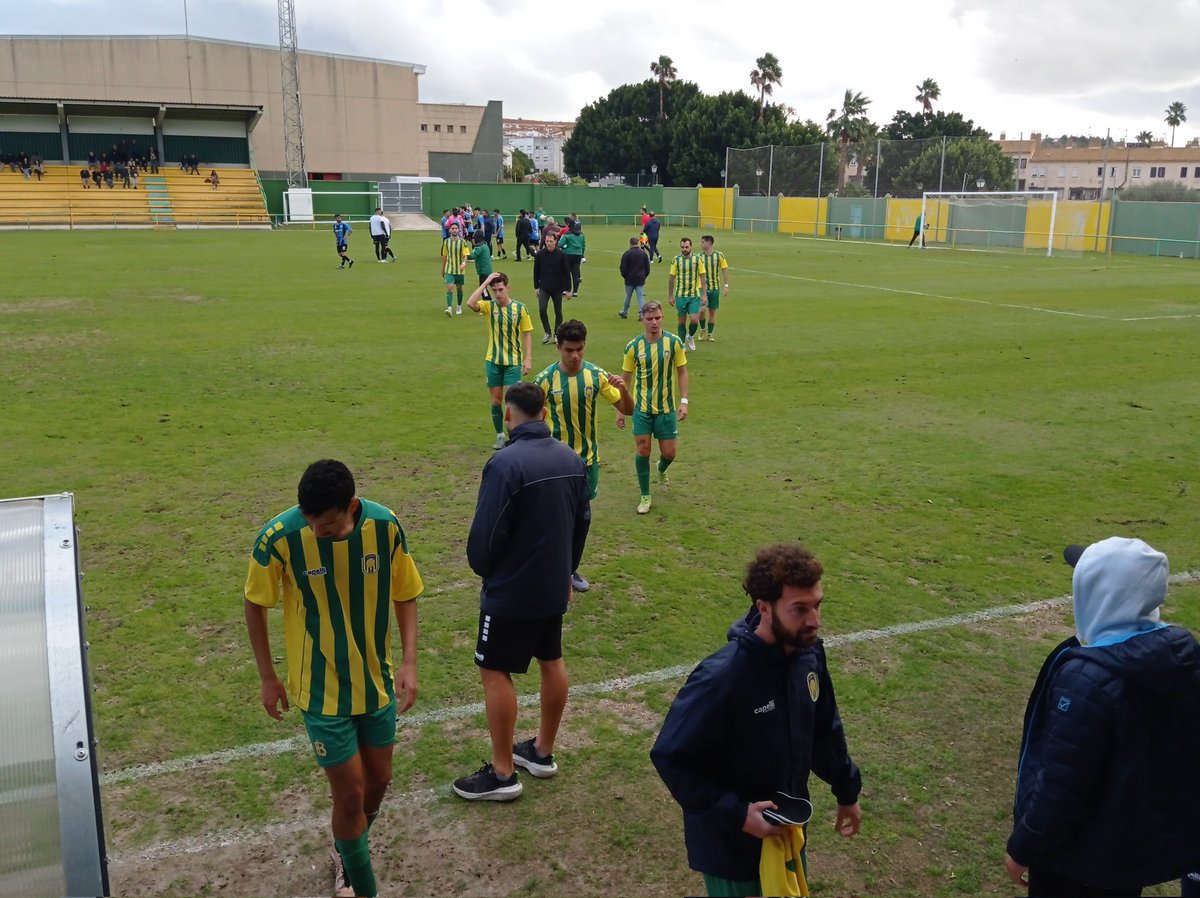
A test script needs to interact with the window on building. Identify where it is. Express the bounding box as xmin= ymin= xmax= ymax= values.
xmin=460 ymin=125 xmax=467 ymax=133
xmin=434 ymin=124 xmax=441 ymax=132
xmin=1195 ymin=167 xmax=1200 ymax=178
xmin=1019 ymin=158 xmax=1027 ymax=169
xmin=420 ymin=124 xmax=427 ymax=132
xmin=1058 ymin=167 xmax=1066 ymax=178
xmin=1132 ymin=167 xmax=1141 ymax=177
xmin=1151 ymin=166 xmax=1166 ymax=178
xmin=445 ymin=125 xmax=452 ymax=132
xmin=1183 ymin=167 xmax=1190 ymax=178
xmin=1111 ymin=167 xmax=1116 ymax=178
xmin=1071 ymin=167 xmax=1079 ymax=178
xmin=1097 ymin=166 xmax=1104 ymax=176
